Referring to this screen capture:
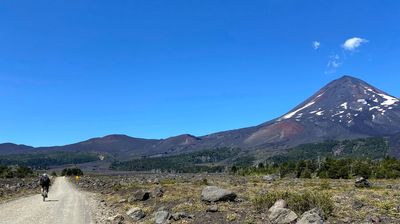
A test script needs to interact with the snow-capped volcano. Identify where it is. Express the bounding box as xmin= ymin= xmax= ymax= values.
xmin=278 ymin=75 xmax=399 ymax=131
xmin=242 ymin=75 xmax=400 ymax=148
